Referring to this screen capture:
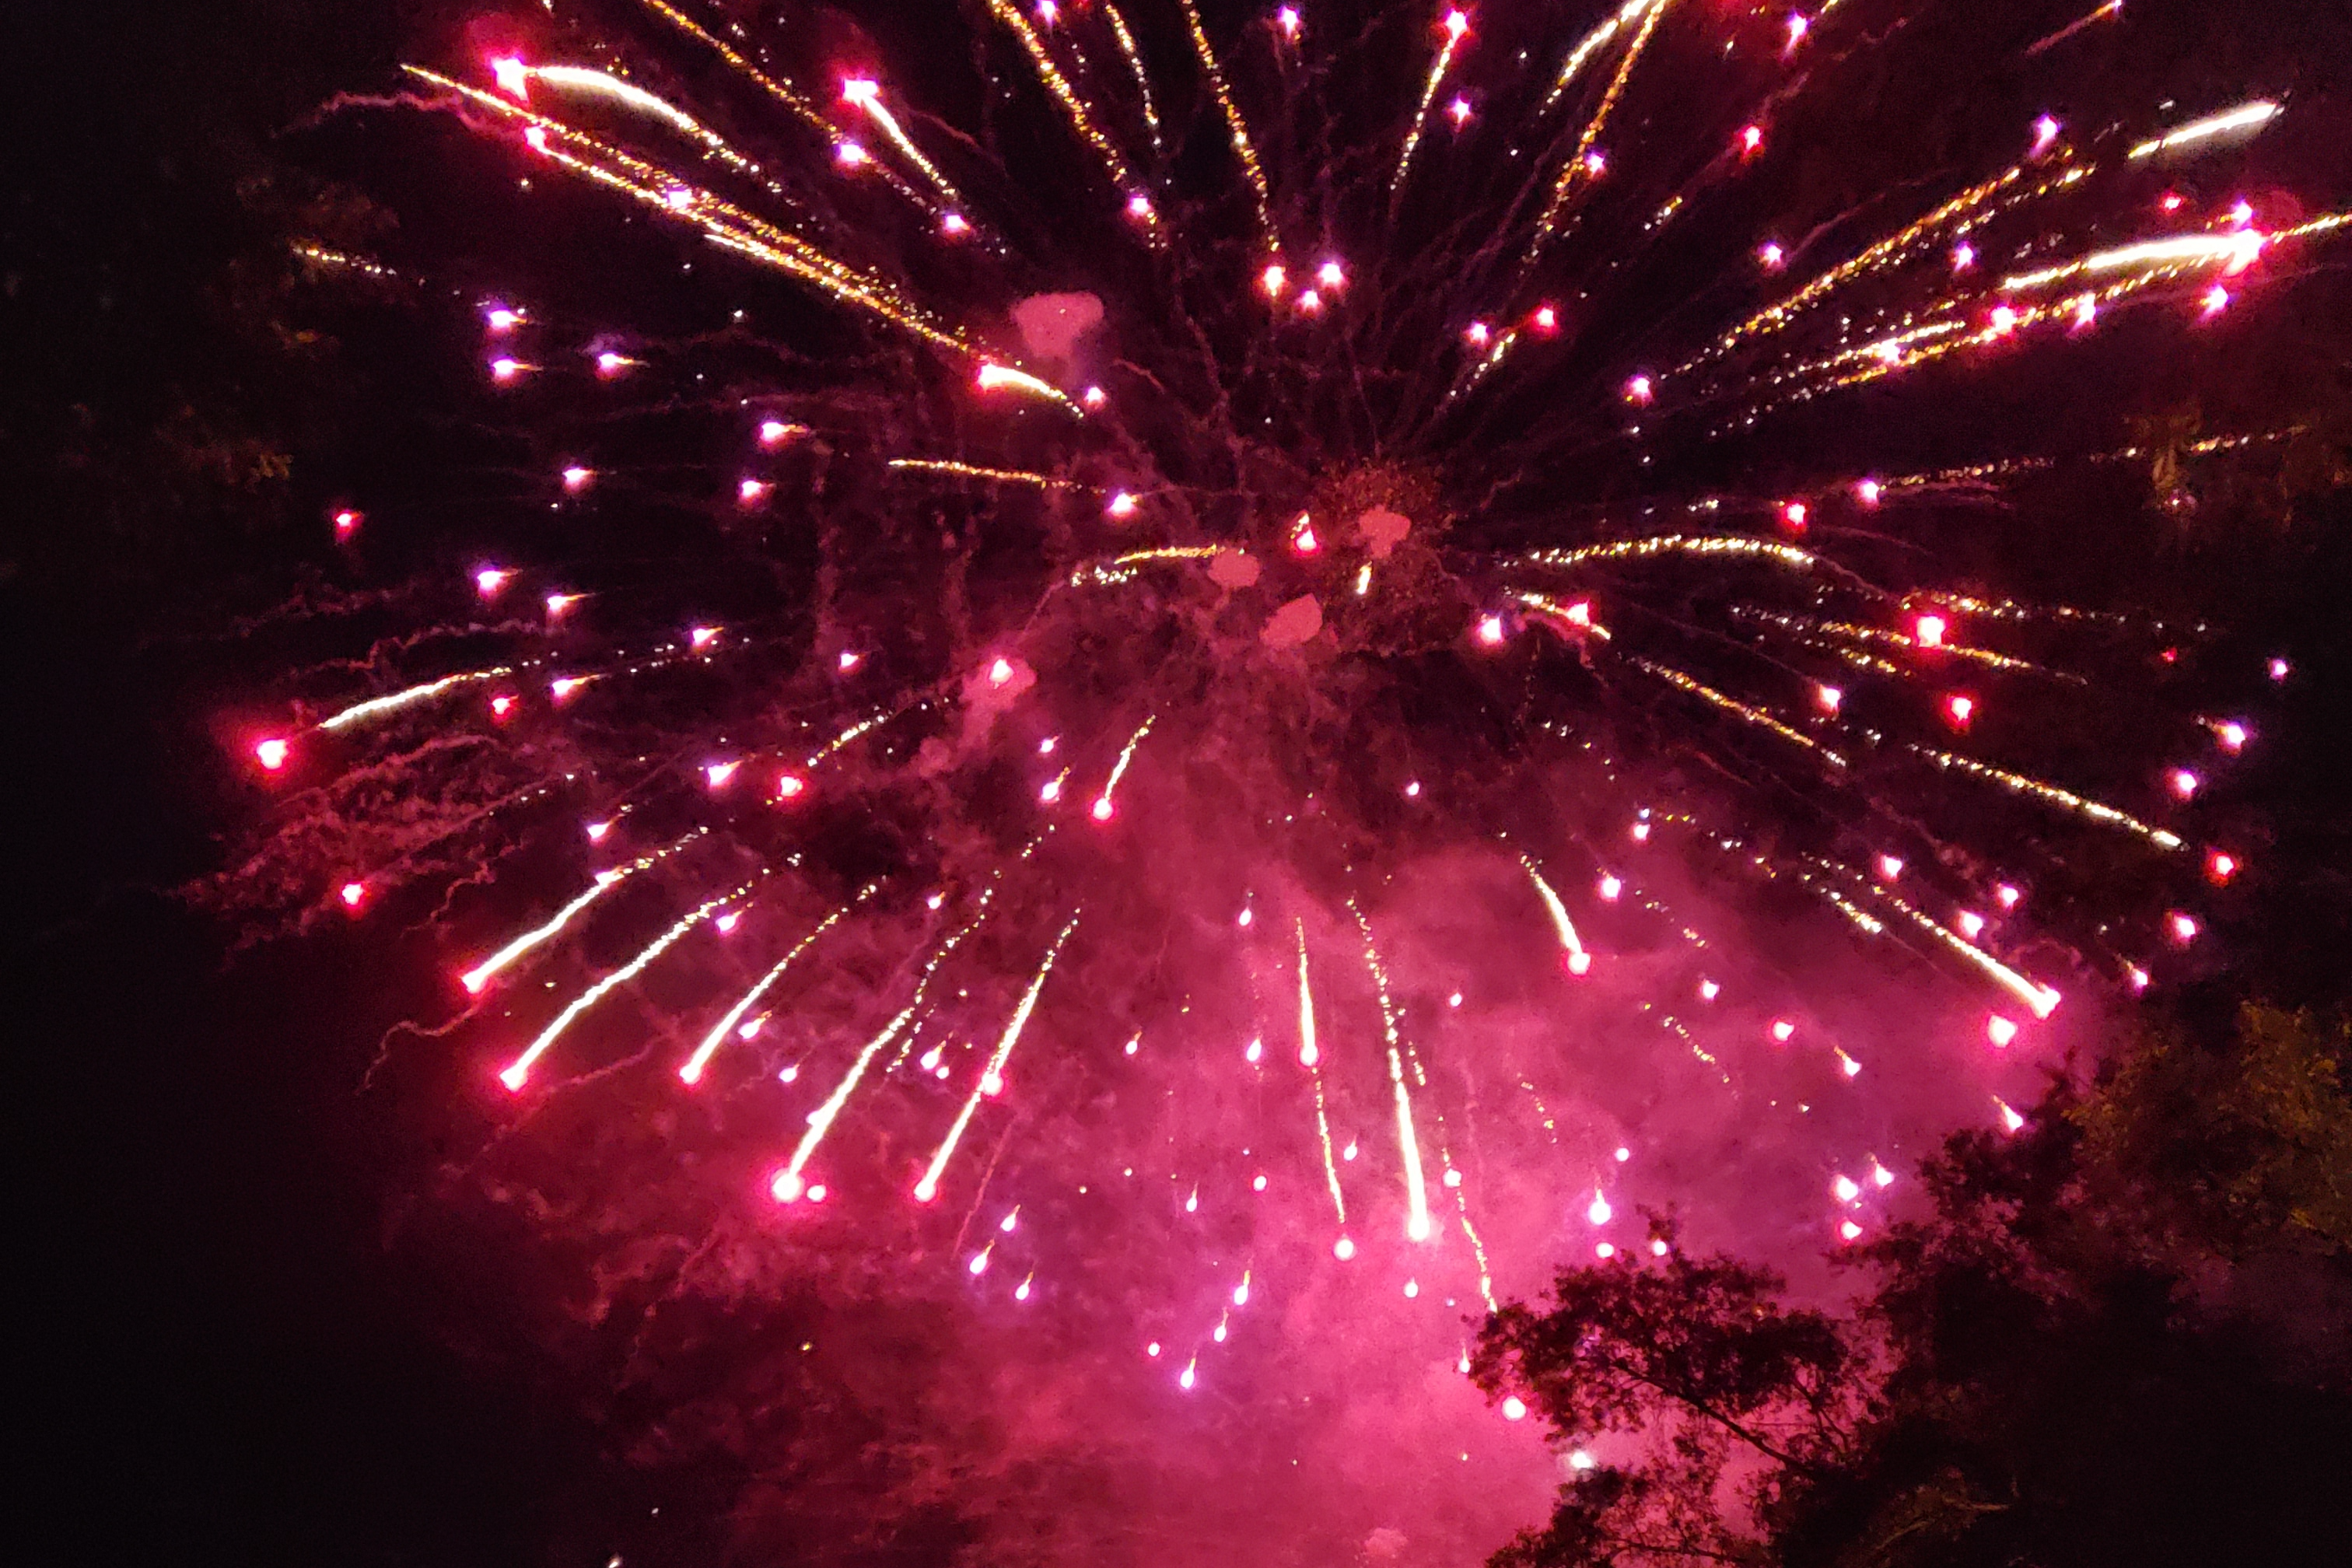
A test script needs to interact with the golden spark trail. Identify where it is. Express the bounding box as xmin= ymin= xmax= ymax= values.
xmin=1910 ymin=747 xmax=2183 ymax=849
xmin=887 ymin=458 xmax=1073 ymax=488
xmin=1349 ymin=900 xmax=1433 ymax=1243
xmin=1391 ymin=11 xmax=1470 ymax=206
xmin=1529 ymin=0 xmax=1670 ymax=260
xmin=1297 ymin=922 xmax=1347 ymax=1231
xmin=1629 ymin=657 xmax=1848 ymax=768
xmin=1178 ymin=0 xmax=1273 ymax=248
xmin=460 ymin=830 xmax=706 ymax=994
xmin=2128 ymin=100 xmax=2280 ymax=159
xmin=1101 ymin=3 xmax=1164 ymax=156
xmin=1521 ymin=857 xmax=1589 ymax=968
xmin=1515 ymin=591 xmax=1615 ymax=642
xmin=1545 ymin=0 xmax=1654 ymax=114
xmin=983 ymin=0 xmax=1142 ymax=206
xmin=1854 ymin=873 xmax=2063 ymax=1018
xmin=1098 ymin=716 xmax=1155 ymax=810
xmin=1999 ymin=232 xmax=2267 ymax=292
xmin=772 ymin=1008 xmax=914 ymax=1200
xmin=847 ymin=87 xmax=968 ymax=211
xmin=678 ymin=900 xmax=856 ymax=1083
xmin=915 ymin=914 xmax=1081 ymax=1200
xmin=1071 ymin=546 xmax=1225 ymax=587
xmin=499 ymin=870 xmax=762 ymax=1088
xmin=320 ymin=666 xmax=516 ymax=732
